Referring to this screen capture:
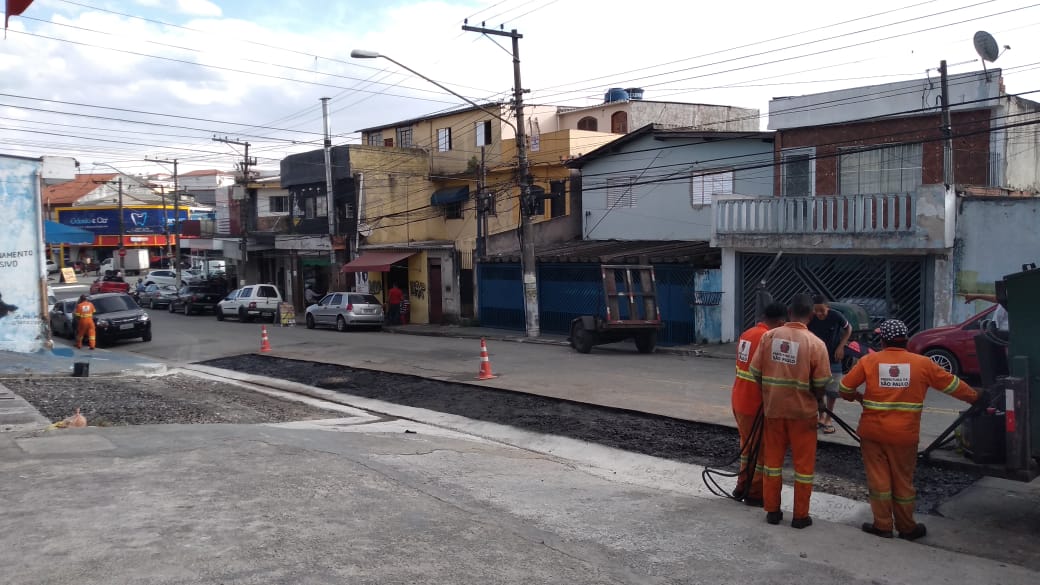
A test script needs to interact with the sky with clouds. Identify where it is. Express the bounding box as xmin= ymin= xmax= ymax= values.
xmin=2 ymin=0 xmax=1039 ymax=175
